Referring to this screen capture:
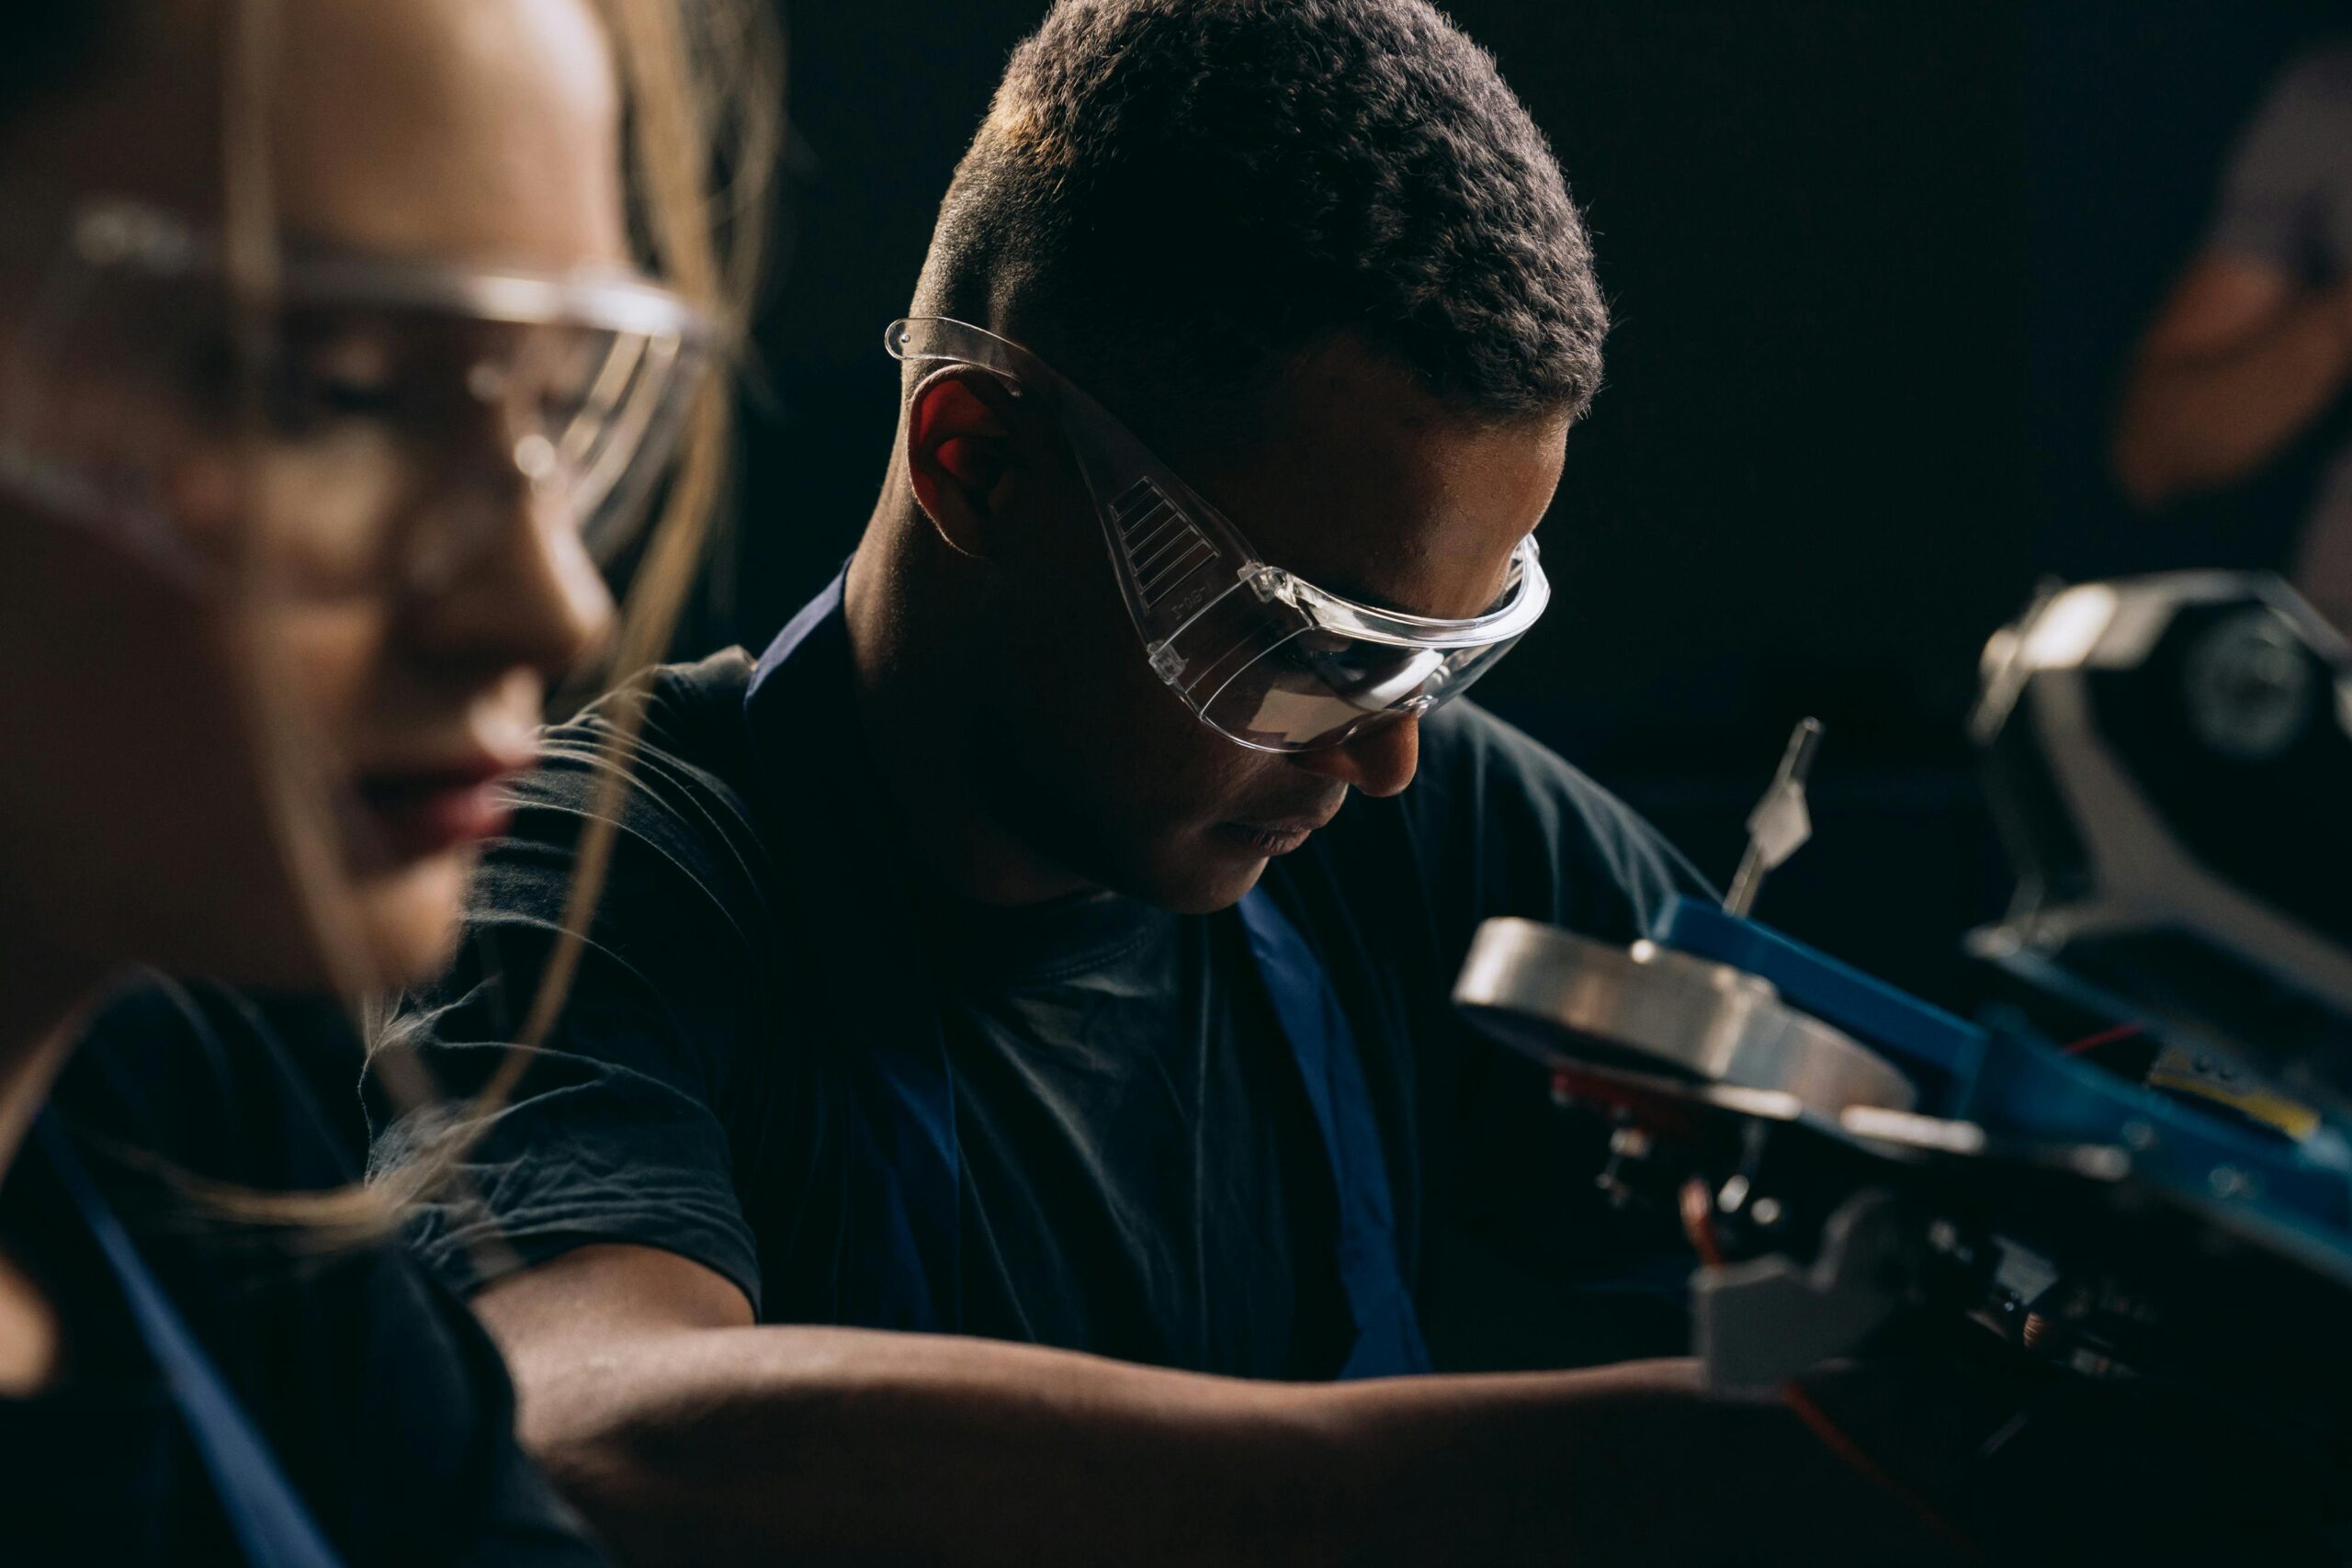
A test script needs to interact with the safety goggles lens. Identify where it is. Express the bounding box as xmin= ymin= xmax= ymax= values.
xmin=1184 ymin=612 xmax=1527 ymax=750
xmin=1137 ymin=548 xmax=1545 ymax=750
